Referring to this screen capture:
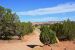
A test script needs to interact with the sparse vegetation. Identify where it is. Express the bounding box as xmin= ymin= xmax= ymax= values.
xmin=40 ymin=19 xmax=75 ymax=41
xmin=19 ymin=22 xmax=33 ymax=39
xmin=49 ymin=23 xmax=64 ymax=40
xmin=0 ymin=6 xmax=33 ymax=40
xmin=63 ymin=19 xmax=75 ymax=40
xmin=0 ymin=5 xmax=75 ymax=45
xmin=40 ymin=26 xmax=57 ymax=45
